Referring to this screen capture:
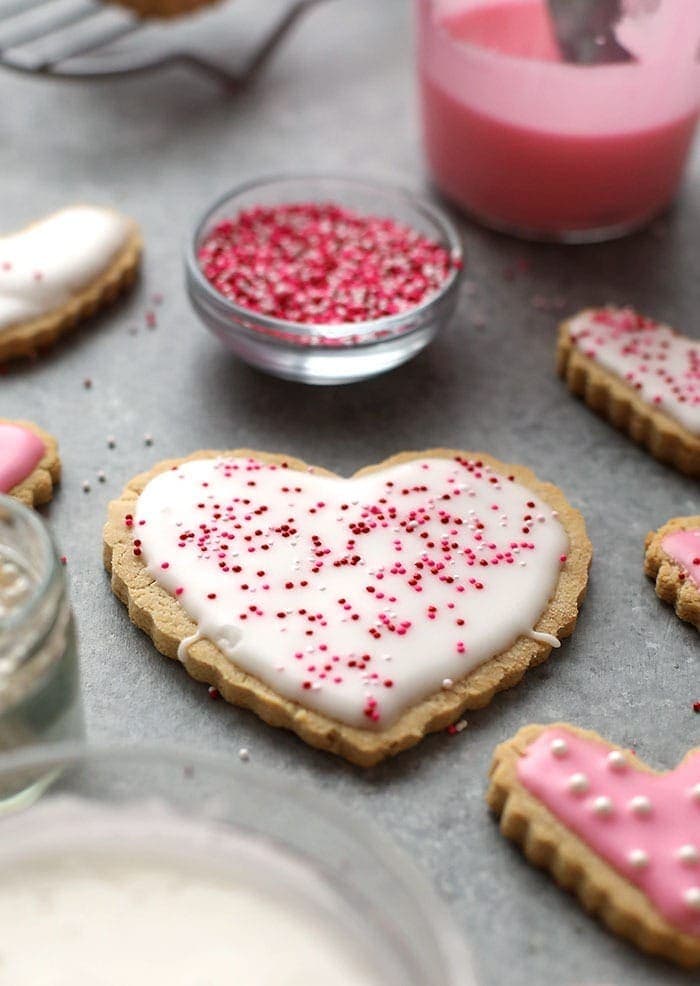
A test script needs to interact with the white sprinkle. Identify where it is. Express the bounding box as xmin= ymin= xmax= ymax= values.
xmin=607 ymin=750 xmax=627 ymax=771
xmin=442 ymin=678 xmax=453 ymax=689
xmin=97 ymin=470 xmax=106 ymax=483
xmin=628 ymin=849 xmax=649 ymax=869
xmin=677 ymin=845 xmax=700 ymax=865
xmin=82 ymin=481 xmax=91 ymax=493
xmin=567 ymin=773 xmax=589 ymax=795
xmin=107 ymin=436 xmax=116 ymax=448
xmin=593 ymin=795 xmax=614 ymax=816
xmin=238 ymin=748 xmax=250 ymax=762
xmin=550 ymin=738 xmax=569 ymax=758
xmin=690 ymin=783 xmax=700 ymax=803
xmin=629 ymin=795 xmax=652 ymax=817
xmin=684 ymin=887 xmax=700 ymax=911
xmin=453 ymin=719 xmax=468 ymax=733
